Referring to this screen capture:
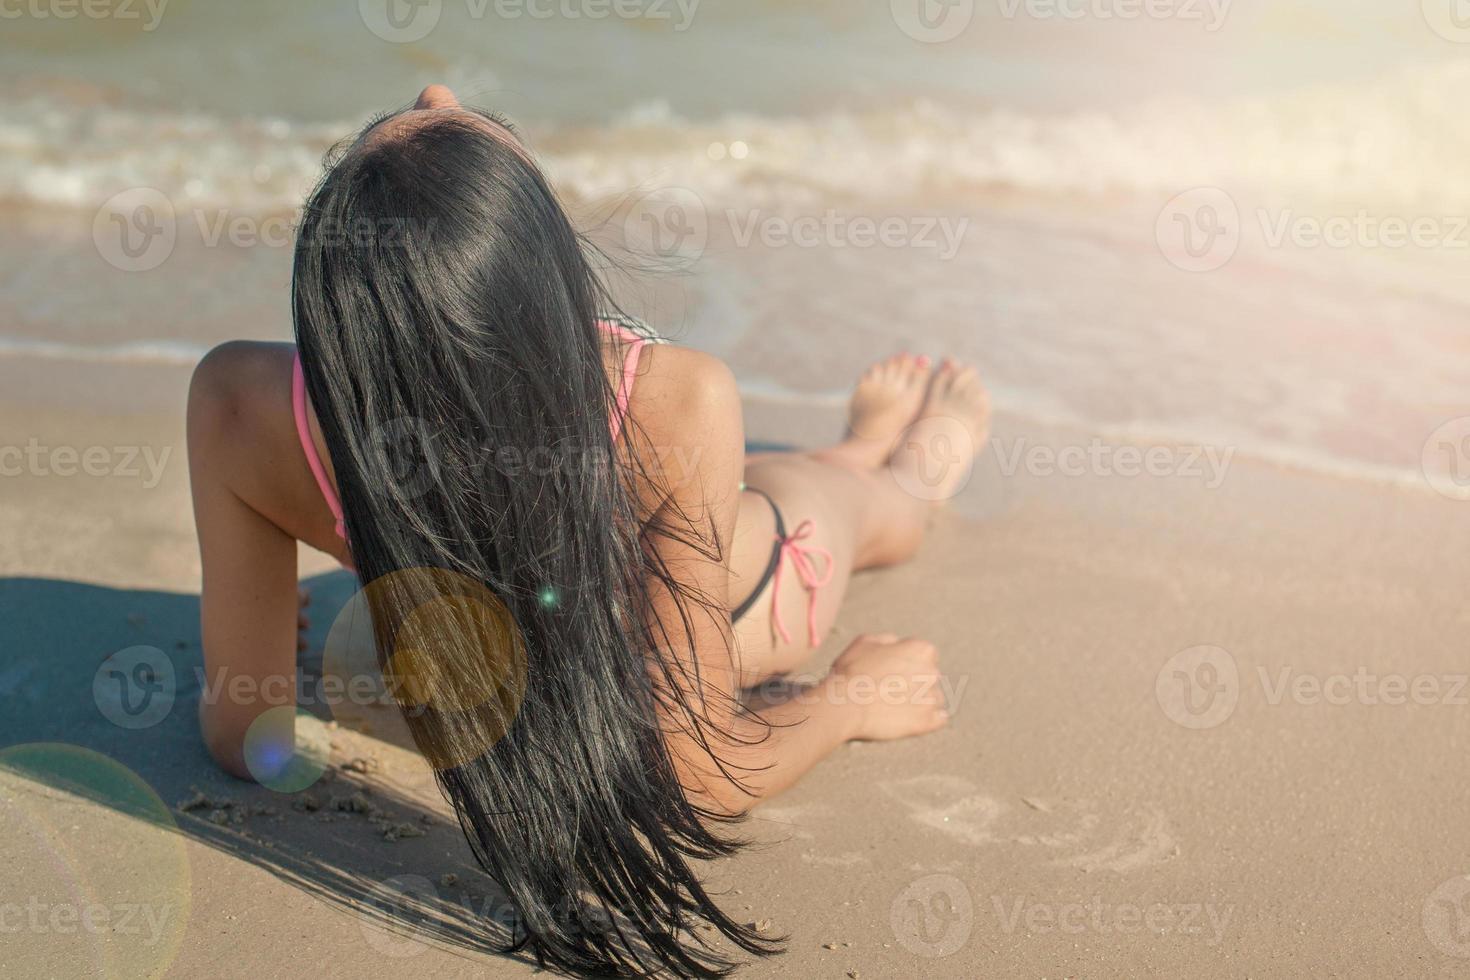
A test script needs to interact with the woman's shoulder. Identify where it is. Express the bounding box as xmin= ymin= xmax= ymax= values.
xmin=189 ymin=340 xmax=305 ymax=460
xmin=622 ymin=340 xmax=745 ymax=507
xmin=632 ymin=343 xmax=738 ymax=422
xmin=189 ymin=340 xmax=296 ymax=436
xmin=621 ymin=339 xmax=741 ymax=464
